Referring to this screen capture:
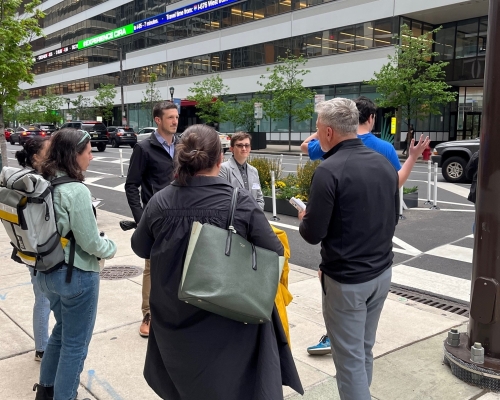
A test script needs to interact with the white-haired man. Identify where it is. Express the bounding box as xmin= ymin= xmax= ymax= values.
xmin=299 ymin=98 xmax=399 ymax=400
